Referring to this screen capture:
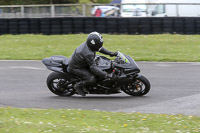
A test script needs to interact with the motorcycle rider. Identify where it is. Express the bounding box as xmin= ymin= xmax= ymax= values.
xmin=67 ymin=32 xmax=118 ymax=96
